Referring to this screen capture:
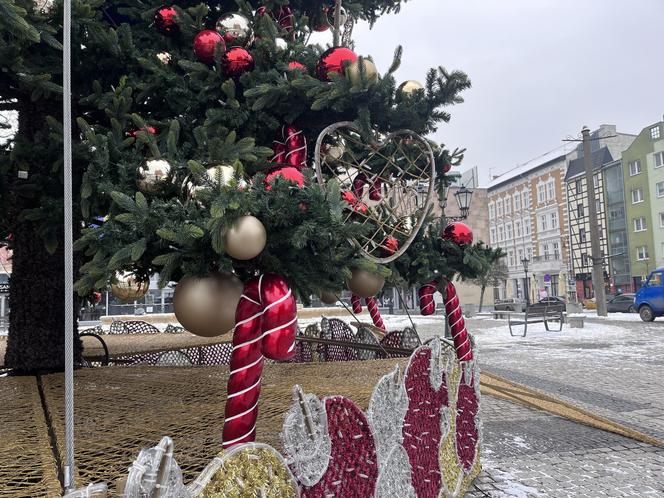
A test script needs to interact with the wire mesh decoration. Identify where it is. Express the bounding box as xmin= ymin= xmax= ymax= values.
xmin=315 ymin=122 xmax=436 ymax=263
